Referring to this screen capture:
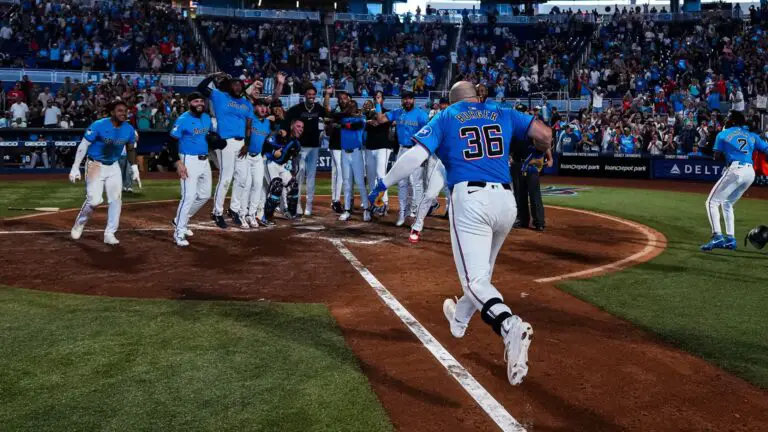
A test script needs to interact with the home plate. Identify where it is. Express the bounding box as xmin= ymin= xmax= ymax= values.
xmin=293 ymin=231 xmax=389 ymax=245
xmin=294 ymin=225 xmax=326 ymax=231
